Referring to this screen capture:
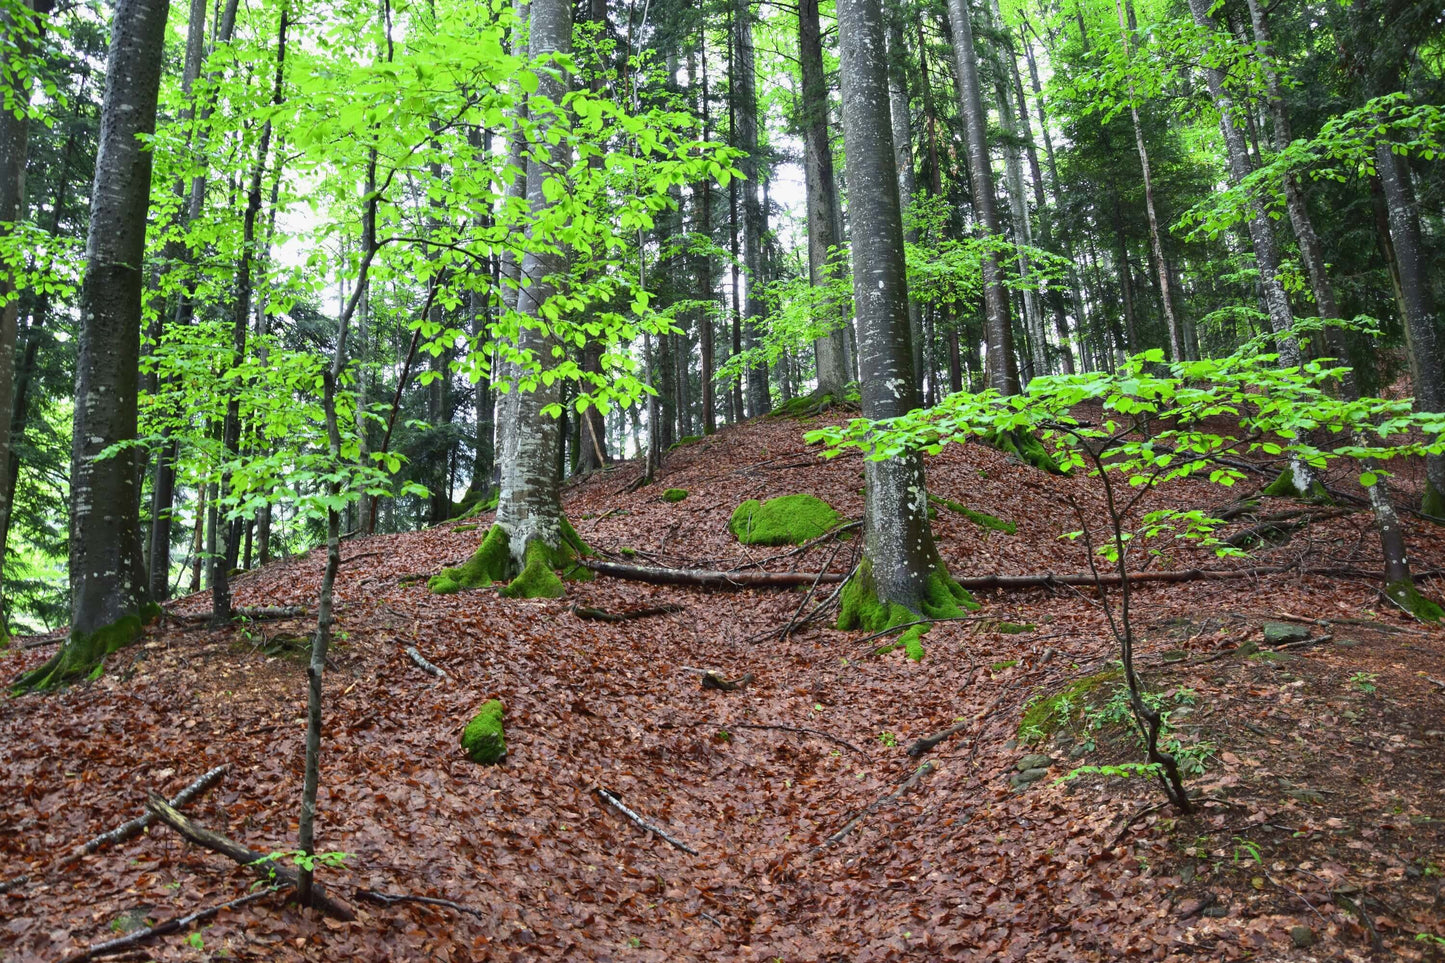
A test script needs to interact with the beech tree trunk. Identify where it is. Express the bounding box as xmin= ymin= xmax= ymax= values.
xmin=885 ymin=12 xmax=925 ymax=395
xmin=799 ymin=0 xmax=851 ymax=396
xmin=944 ymin=0 xmax=1020 ymax=394
xmin=15 ymin=0 xmax=168 ymax=690
xmin=732 ymin=0 xmax=771 ymax=415
xmin=836 ymin=0 xmax=943 ymax=611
